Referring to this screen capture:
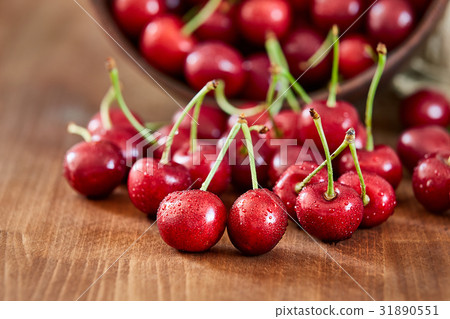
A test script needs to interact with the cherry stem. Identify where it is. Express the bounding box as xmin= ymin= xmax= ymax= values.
xmin=145 ymin=121 xmax=167 ymax=131
xmin=67 ymin=122 xmax=92 ymax=142
xmin=241 ymin=120 xmax=259 ymax=190
xmin=281 ymin=69 xmax=312 ymax=104
xmin=295 ymin=128 xmax=353 ymax=194
xmin=200 ymin=120 xmax=241 ymax=192
xmin=160 ymin=80 xmax=217 ymax=165
xmin=348 ymin=138 xmax=370 ymax=206
xmin=215 ymin=80 xmax=265 ymax=116
xmin=106 ymin=58 xmax=155 ymax=144
xmin=311 ymin=108 xmax=335 ymax=200
xmin=100 ymin=87 xmax=115 ymax=130
xmin=249 ymin=125 xmax=269 ymax=134
xmin=327 ymin=25 xmax=339 ymax=108
xmin=300 ymin=28 xmax=334 ymax=71
xmin=266 ymin=64 xmax=280 ymax=106
xmin=182 ymin=0 xmax=222 ymax=35
xmin=189 ymin=94 xmax=205 ymax=153
xmin=365 ymin=43 xmax=387 ymax=152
